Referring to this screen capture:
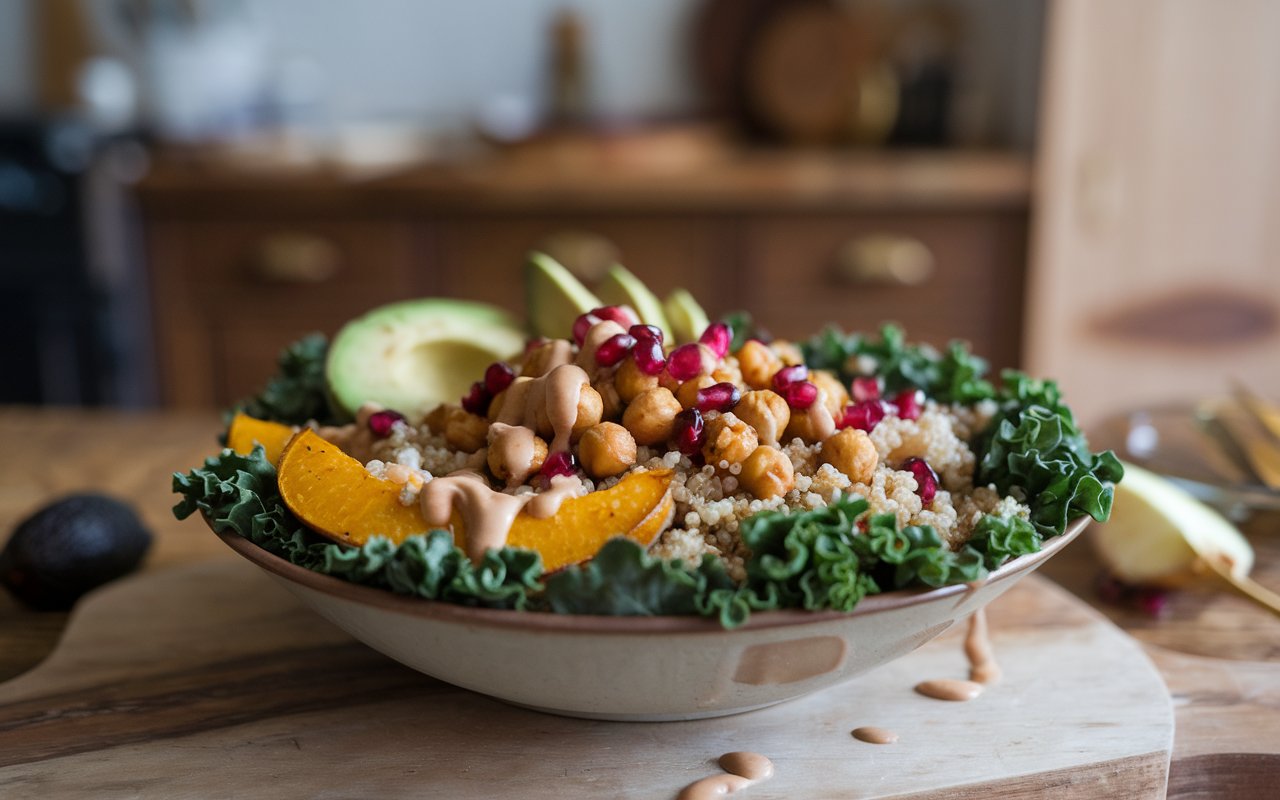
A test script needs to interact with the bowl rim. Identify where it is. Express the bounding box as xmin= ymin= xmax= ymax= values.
xmin=210 ymin=515 xmax=1088 ymax=635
